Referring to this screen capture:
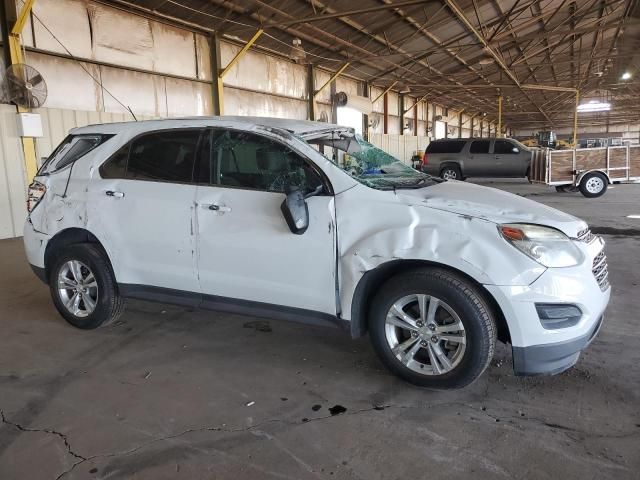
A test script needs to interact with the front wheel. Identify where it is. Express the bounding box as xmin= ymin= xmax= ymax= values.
xmin=49 ymin=243 xmax=124 ymax=329
xmin=579 ymin=172 xmax=608 ymax=198
xmin=368 ymin=268 xmax=496 ymax=389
